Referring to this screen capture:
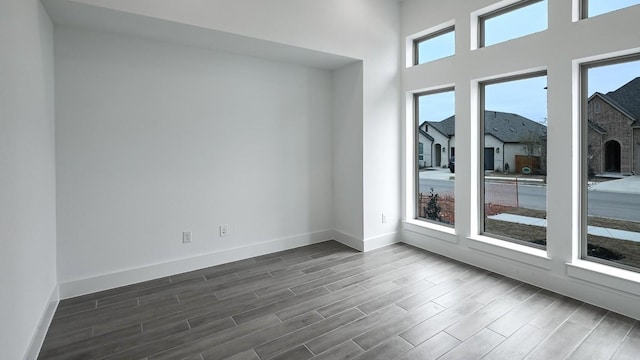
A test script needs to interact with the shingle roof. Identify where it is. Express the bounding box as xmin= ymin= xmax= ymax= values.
xmin=588 ymin=119 xmax=607 ymax=134
xmin=605 ymin=77 xmax=640 ymax=123
xmin=427 ymin=111 xmax=547 ymax=143
xmin=426 ymin=118 xmax=455 ymax=137
xmin=418 ymin=129 xmax=434 ymax=141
